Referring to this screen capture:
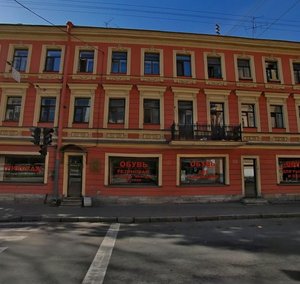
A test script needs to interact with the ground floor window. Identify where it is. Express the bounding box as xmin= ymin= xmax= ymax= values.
xmin=180 ymin=157 xmax=225 ymax=185
xmin=109 ymin=157 xmax=158 ymax=185
xmin=0 ymin=155 xmax=45 ymax=183
xmin=278 ymin=158 xmax=300 ymax=184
